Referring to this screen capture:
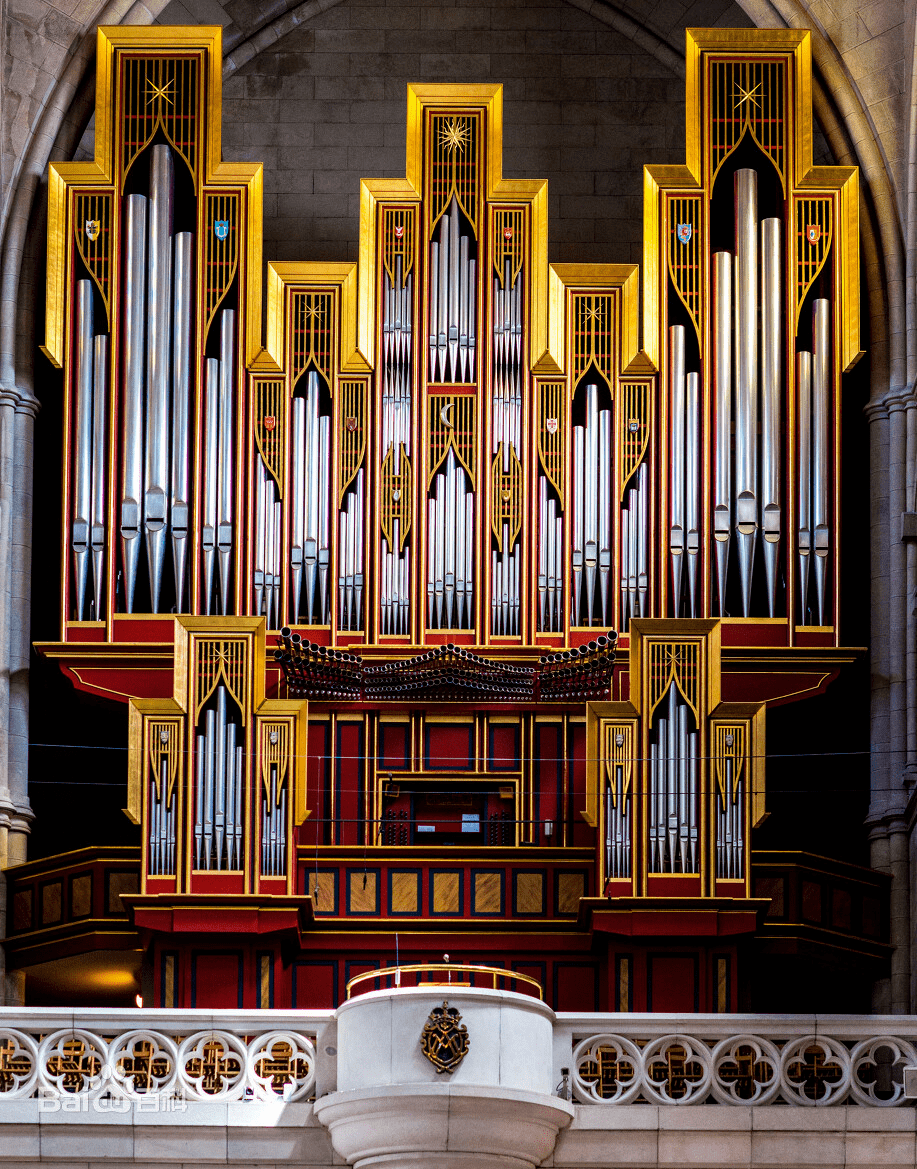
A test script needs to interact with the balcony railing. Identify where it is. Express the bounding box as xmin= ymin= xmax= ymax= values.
xmin=0 ymin=1009 xmax=915 ymax=1107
